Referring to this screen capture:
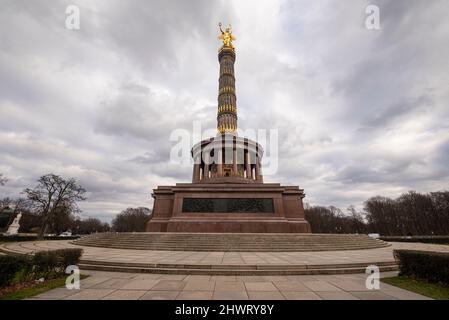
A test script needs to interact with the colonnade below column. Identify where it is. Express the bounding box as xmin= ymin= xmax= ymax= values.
xmin=192 ymin=145 xmax=263 ymax=183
